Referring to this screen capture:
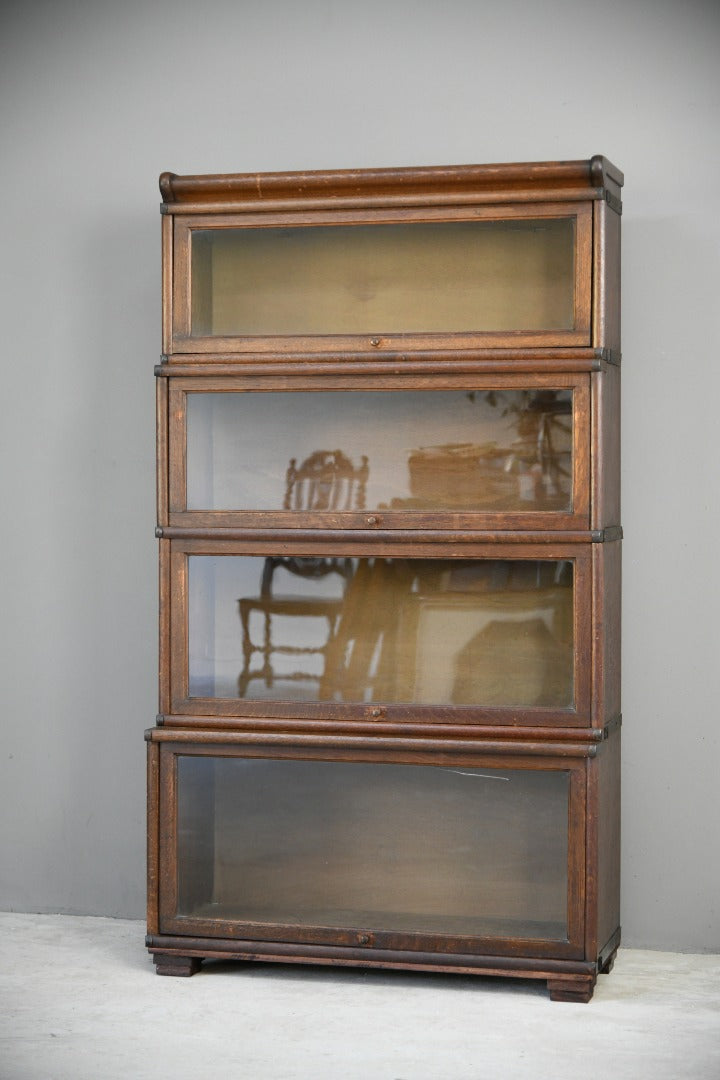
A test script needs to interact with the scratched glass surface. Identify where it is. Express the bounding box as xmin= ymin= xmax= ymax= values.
xmin=188 ymin=556 xmax=574 ymax=707
xmin=190 ymin=218 xmax=576 ymax=336
xmin=176 ymin=757 xmax=570 ymax=940
xmin=186 ymin=389 xmax=573 ymax=513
